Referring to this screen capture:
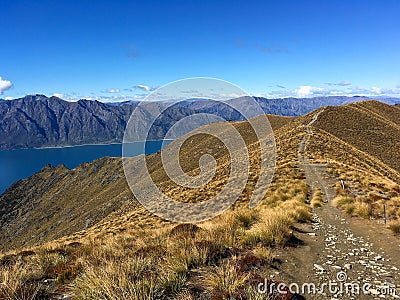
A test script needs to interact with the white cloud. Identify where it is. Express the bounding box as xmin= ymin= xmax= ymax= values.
xmin=4 ymin=96 xmax=13 ymax=100
xmin=338 ymin=80 xmax=352 ymax=86
xmin=106 ymin=88 xmax=120 ymax=93
xmin=261 ymin=84 xmax=400 ymax=99
xmin=52 ymin=93 xmax=64 ymax=98
xmin=62 ymin=85 xmax=400 ymax=102
xmin=0 ymin=76 xmax=13 ymax=94
xmin=326 ymin=81 xmax=352 ymax=86
xmin=134 ymin=84 xmax=158 ymax=92
xmin=370 ymin=86 xmax=382 ymax=94
xmin=296 ymin=86 xmax=326 ymax=97
xmin=35 ymin=93 xmax=145 ymax=103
